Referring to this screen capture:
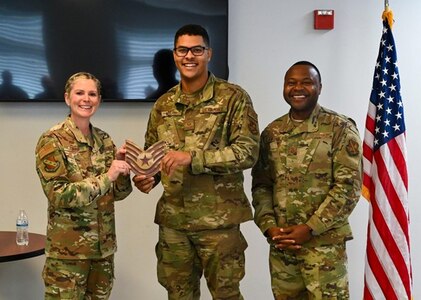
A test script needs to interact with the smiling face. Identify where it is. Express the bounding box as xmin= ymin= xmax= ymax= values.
xmin=173 ymin=34 xmax=212 ymax=92
xmin=283 ymin=64 xmax=322 ymax=120
xmin=64 ymin=76 xmax=101 ymax=124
